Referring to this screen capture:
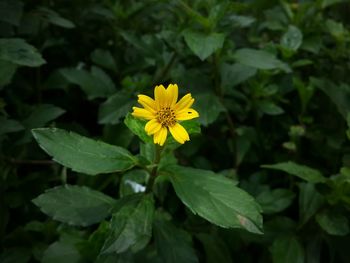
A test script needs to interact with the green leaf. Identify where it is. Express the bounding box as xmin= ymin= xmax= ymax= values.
xmin=153 ymin=213 xmax=198 ymax=263
xmin=124 ymin=113 xmax=152 ymax=144
xmin=98 ymin=92 xmax=133 ymax=125
xmin=42 ymin=241 xmax=81 ymax=263
xmin=301 ymin=36 xmax=322 ymax=54
xmin=270 ymin=236 xmax=304 ymax=263
xmin=311 ymin=78 xmax=350 ymax=120
xmin=321 ymin=0 xmax=348 ymax=8
xmin=220 ymin=62 xmax=257 ymax=91
xmin=102 ymin=194 xmax=154 ymax=254
xmin=281 ymin=25 xmax=303 ymax=51
xmin=32 ymin=185 xmax=116 ymax=226
xmin=299 ymin=183 xmax=324 ymax=225
xmin=23 ymin=104 xmax=65 ymax=128
xmin=233 ymin=48 xmax=291 ymax=73
xmin=228 ymin=15 xmax=256 ymax=28
xmin=195 ymin=93 xmax=226 ymax=126
xmin=0 ymin=117 xmax=24 ymax=136
xmin=183 ymin=29 xmax=225 ymax=61
xmin=32 ymin=128 xmax=136 ymax=175
xmin=326 ymin=19 xmax=345 ymax=40
xmin=262 ymin=161 xmax=326 ymax=183
xmin=60 ymin=67 xmax=115 ymax=99
xmin=165 ymin=165 xmax=263 ymax=233
xmin=0 ymin=60 xmax=17 ymax=88
xmin=91 ymin=49 xmax=117 ymax=71
xmin=257 ymin=189 xmax=295 ymax=214
xmin=91 ymin=66 xmax=116 ymax=94
xmin=258 ymin=100 xmax=284 ymax=115
xmin=0 ymin=38 xmax=46 ymax=67
xmin=38 ymin=7 xmax=75 ymax=28
xmin=316 ymin=211 xmax=349 ymax=236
